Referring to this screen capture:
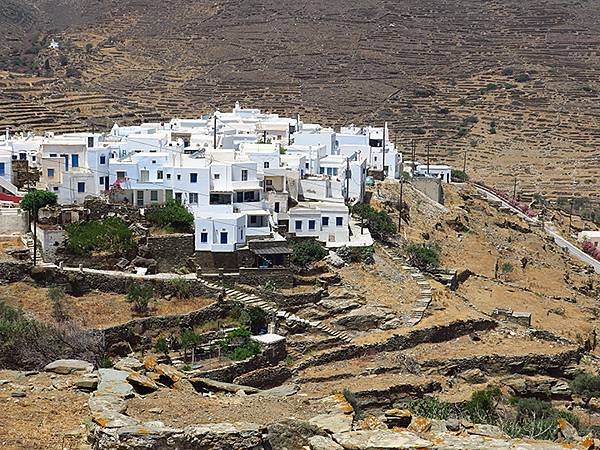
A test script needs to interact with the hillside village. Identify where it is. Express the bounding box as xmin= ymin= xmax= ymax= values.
xmin=1 ymin=103 xmax=600 ymax=449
